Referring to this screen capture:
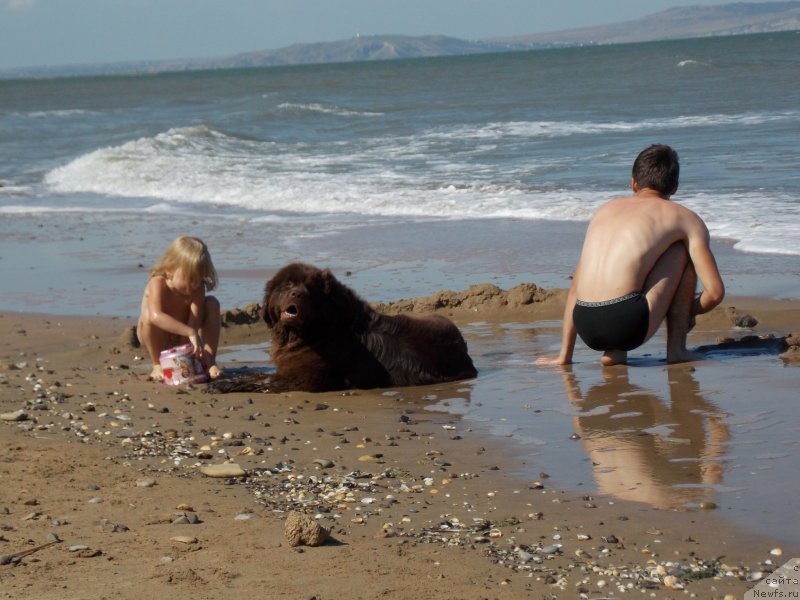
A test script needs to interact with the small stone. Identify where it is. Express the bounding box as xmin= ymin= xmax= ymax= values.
xmin=68 ymin=545 xmax=90 ymax=552
xmin=200 ymin=463 xmax=246 ymax=478
xmin=170 ymin=536 xmax=198 ymax=544
xmin=284 ymin=512 xmax=329 ymax=547
xmin=136 ymin=478 xmax=156 ymax=488
xmin=313 ymin=459 xmax=334 ymax=469
xmin=770 ymin=547 xmax=783 ymax=556
xmin=234 ymin=513 xmax=255 ymax=521
xmin=176 ymin=503 xmax=193 ymax=511
xmin=0 ymin=410 xmax=28 ymax=422
xmin=698 ymin=501 xmax=717 ymax=510
xmin=357 ymin=454 xmax=383 ymax=463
